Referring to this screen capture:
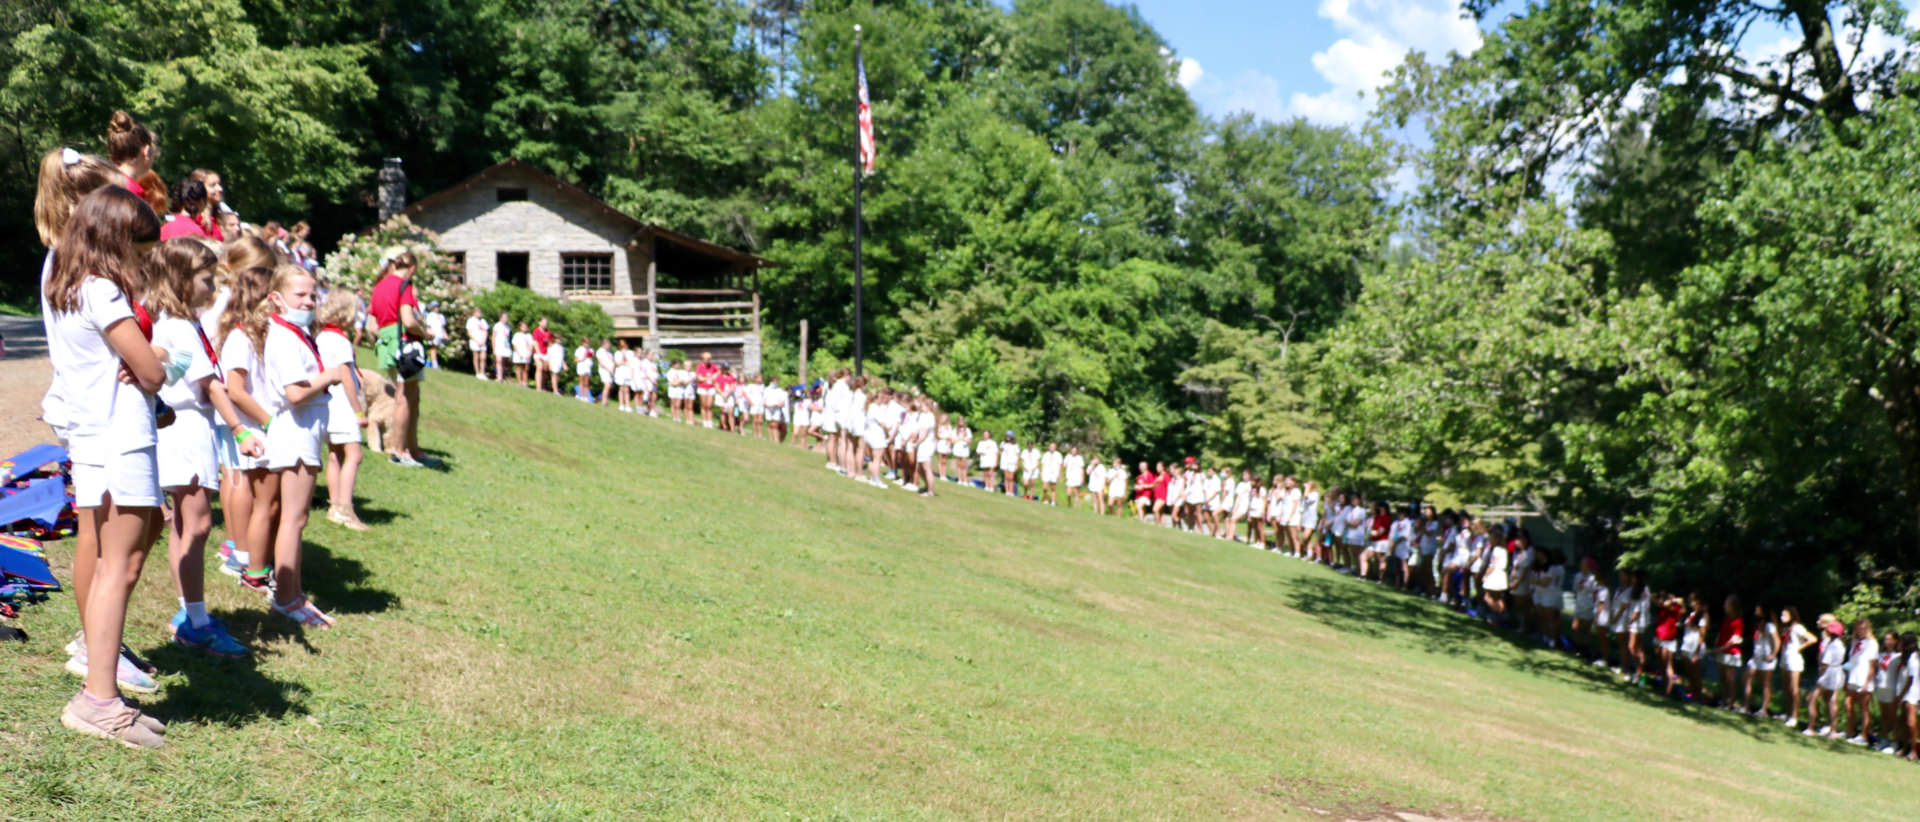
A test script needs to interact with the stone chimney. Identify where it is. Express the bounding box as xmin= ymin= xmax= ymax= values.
xmin=377 ymin=157 xmax=407 ymax=222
